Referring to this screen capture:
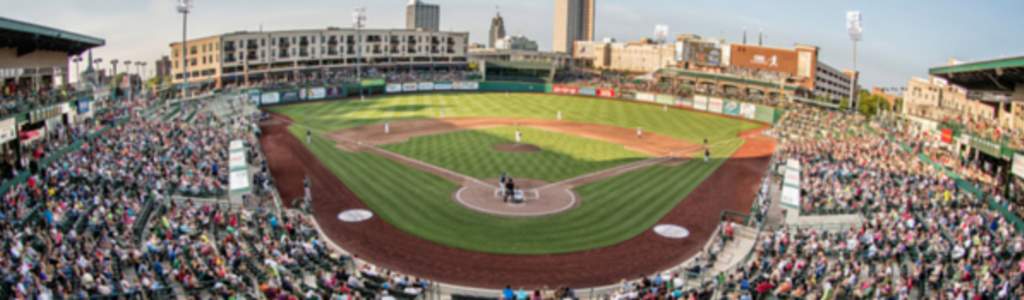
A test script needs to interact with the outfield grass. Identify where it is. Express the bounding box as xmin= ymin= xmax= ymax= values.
xmin=270 ymin=93 xmax=760 ymax=143
xmin=381 ymin=126 xmax=648 ymax=182
xmin=273 ymin=93 xmax=759 ymax=254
